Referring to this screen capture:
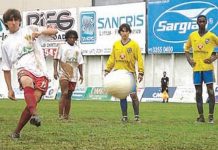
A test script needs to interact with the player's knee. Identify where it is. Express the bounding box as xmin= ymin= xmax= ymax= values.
xmin=62 ymin=91 xmax=69 ymax=97
xmin=130 ymin=93 xmax=138 ymax=101
xmin=208 ymin=89 xmax=214 ymax=96
xmin=196 ymin=88 xmax=202 ymax=95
